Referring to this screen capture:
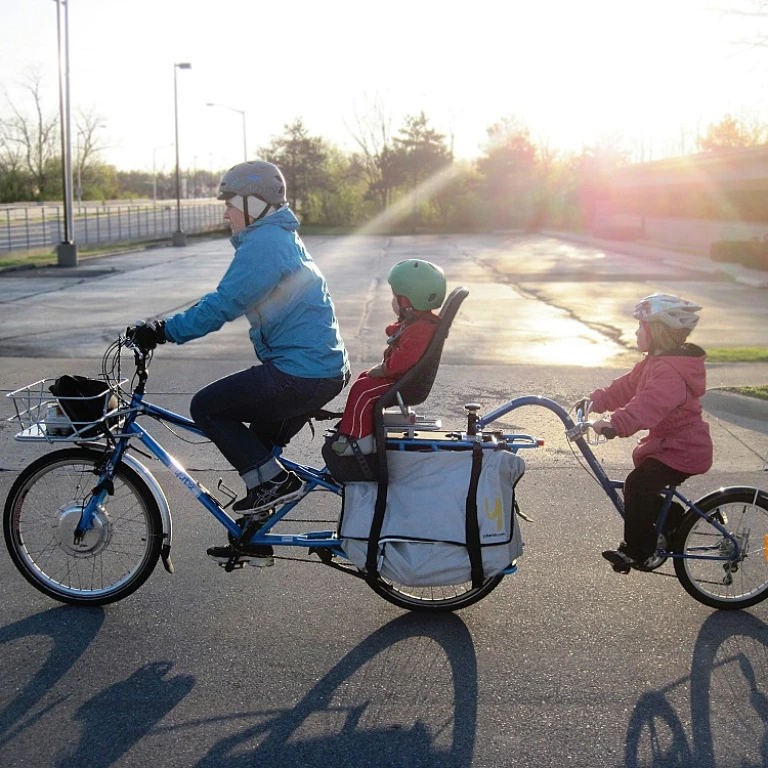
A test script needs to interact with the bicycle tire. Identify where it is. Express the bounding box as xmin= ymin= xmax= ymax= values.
xmin=3 ymin=447 xmax=163 ymax=606
xmin=673 ymin=488 xmax=768 ymax=610
xmin=367 ymin=573 xmax=505 ymax=612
